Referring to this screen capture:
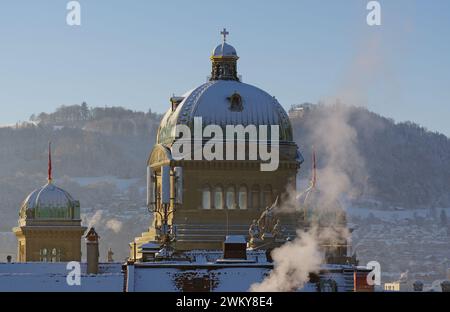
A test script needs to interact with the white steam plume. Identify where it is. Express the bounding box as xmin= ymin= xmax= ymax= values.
xmin=87 ymin=210 xmax=104 ymax=229
xmin=250 ymin=229 xmax=322 ymax=292
xmin=251 ymin=96 xmax=370 ymax=292
xmin=106 ymin=218 xmax=123 ymax=233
